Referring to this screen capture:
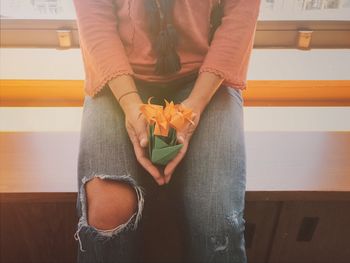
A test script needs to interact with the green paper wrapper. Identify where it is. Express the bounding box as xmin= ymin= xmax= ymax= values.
xmin=148 ymin=123 xmax=183 ymax=166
